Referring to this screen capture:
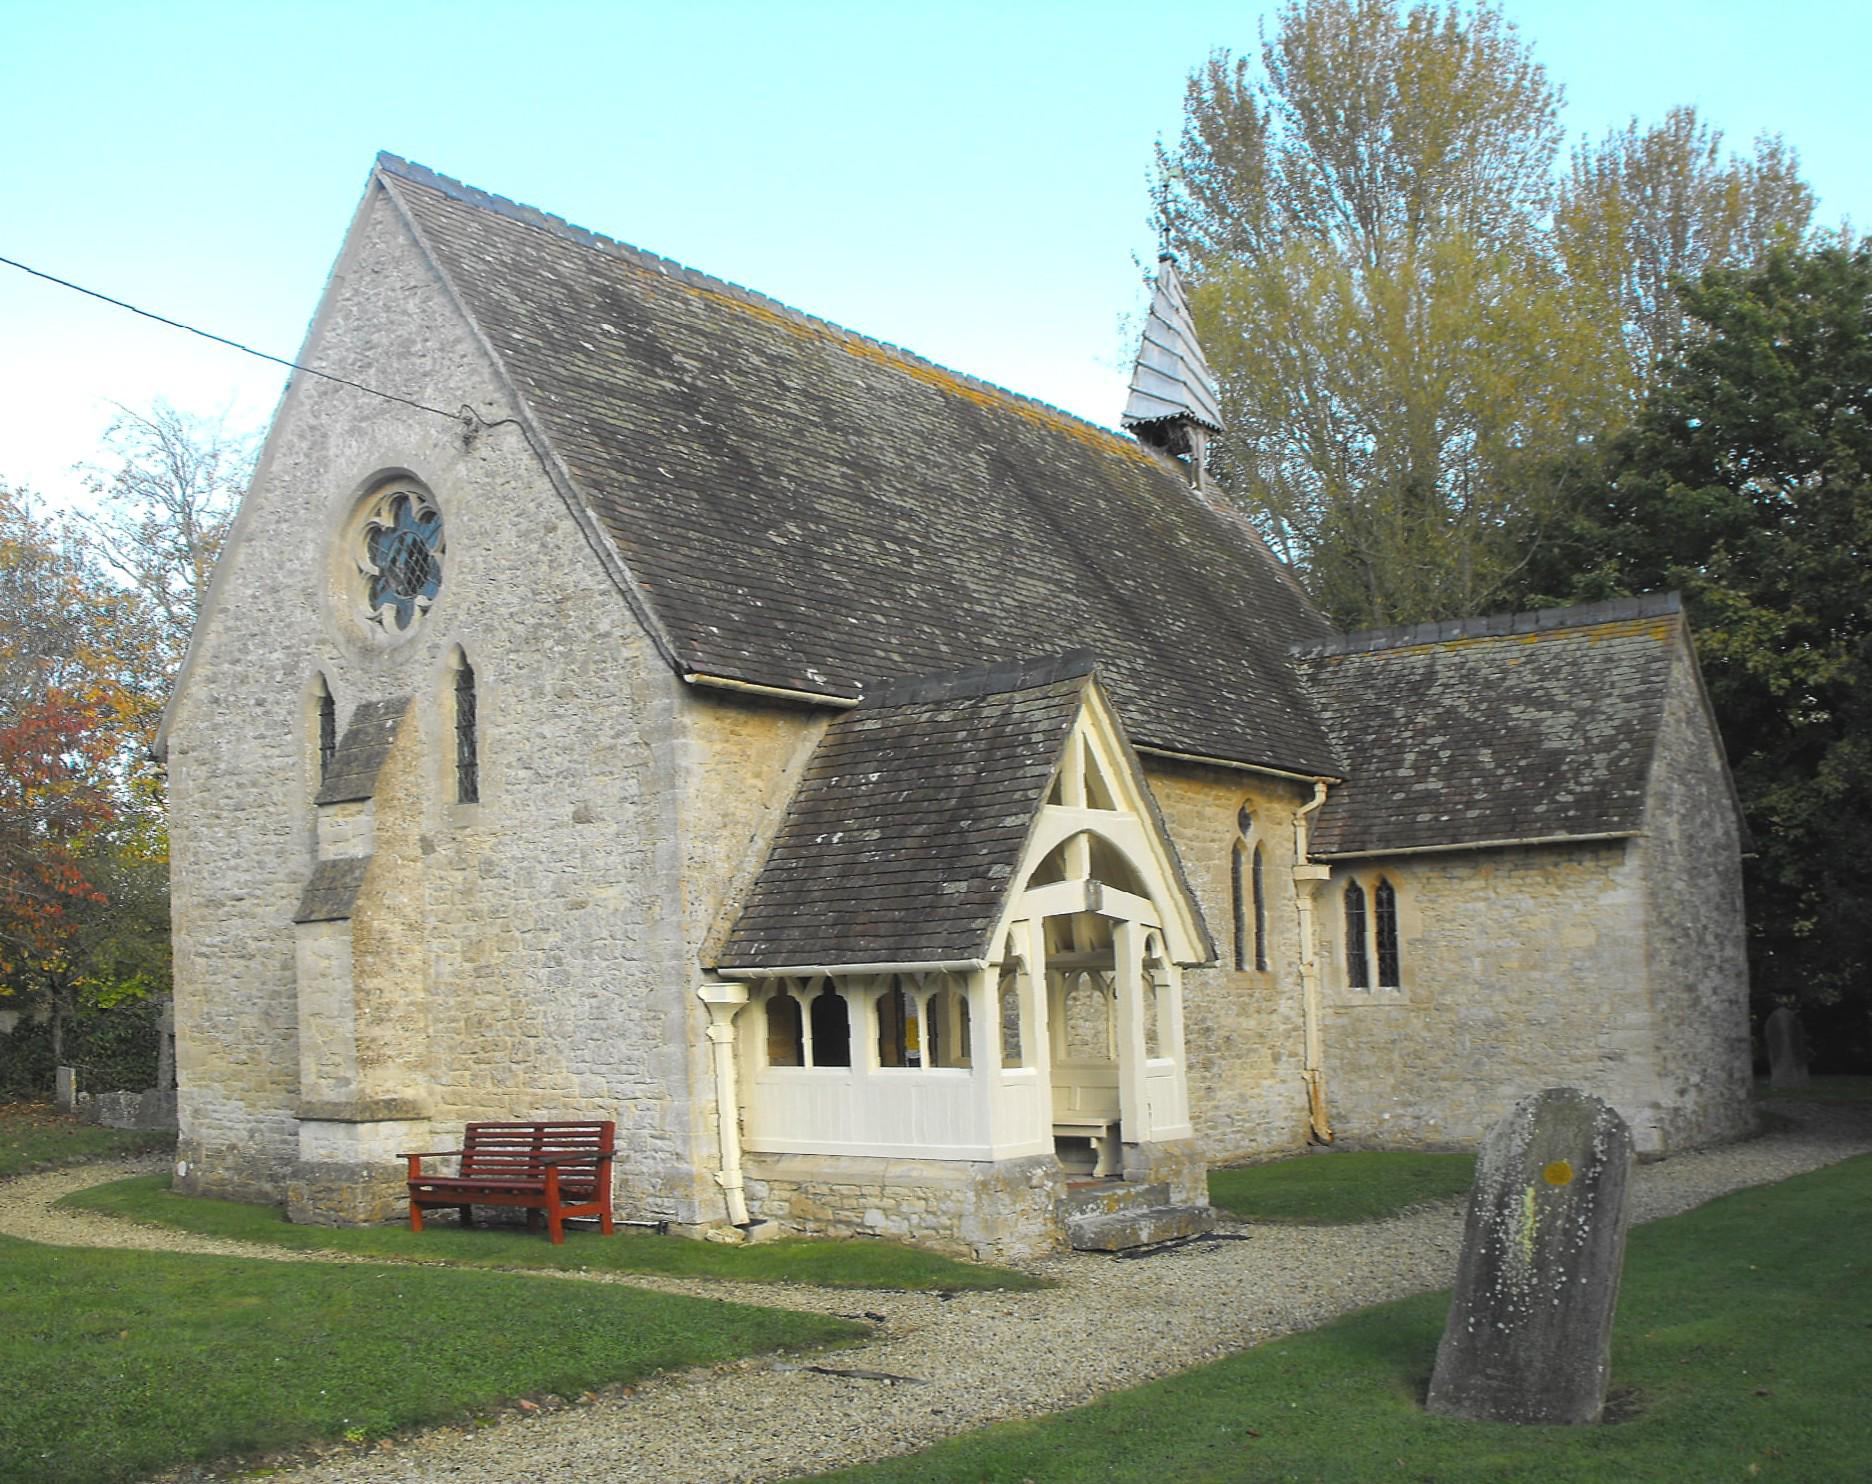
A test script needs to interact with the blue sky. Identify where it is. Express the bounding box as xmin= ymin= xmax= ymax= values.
xmin=3 ymin=0 xmax=1866 ymax=505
